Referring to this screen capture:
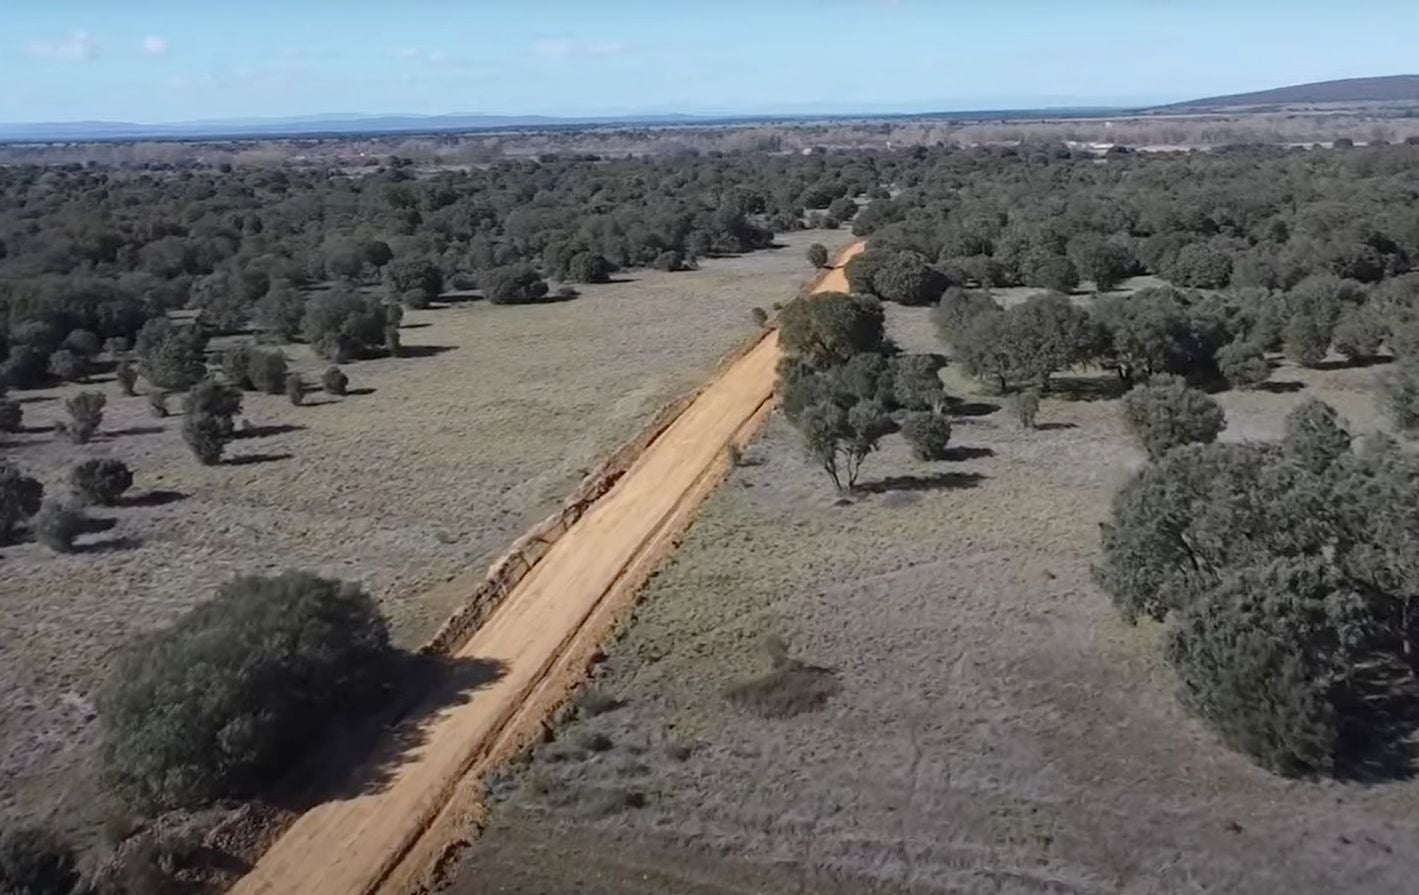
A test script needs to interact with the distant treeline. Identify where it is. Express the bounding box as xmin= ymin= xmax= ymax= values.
xmin=0 ymin=151 xmax=897 ymax=385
